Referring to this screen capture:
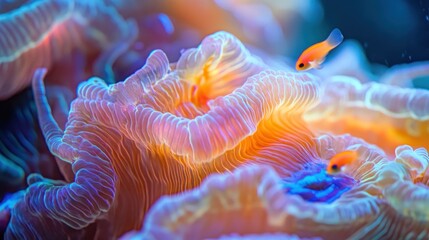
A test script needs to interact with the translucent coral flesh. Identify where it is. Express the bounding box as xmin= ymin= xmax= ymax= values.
xmin=131 ymin=134 xmax=429 ymax=240
xmin=0 ymin=0 xmax=76 ymax=99
xmin=4 ymin=31 xmax=325 ymax=239
xmin=1 ymin=8 xmax=429 ymax=237
xmin=4 ymin=69 xmax=116 ymax=238
xmin=0 ymin=87 xmax=65 ymax=195
xmin=0 ymin=0 xmax=136 ymax=99
xmin=305 ymin=76 xmax=429 ymax=156
xmin=68 ymin=47 xmax=319 ymax=233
